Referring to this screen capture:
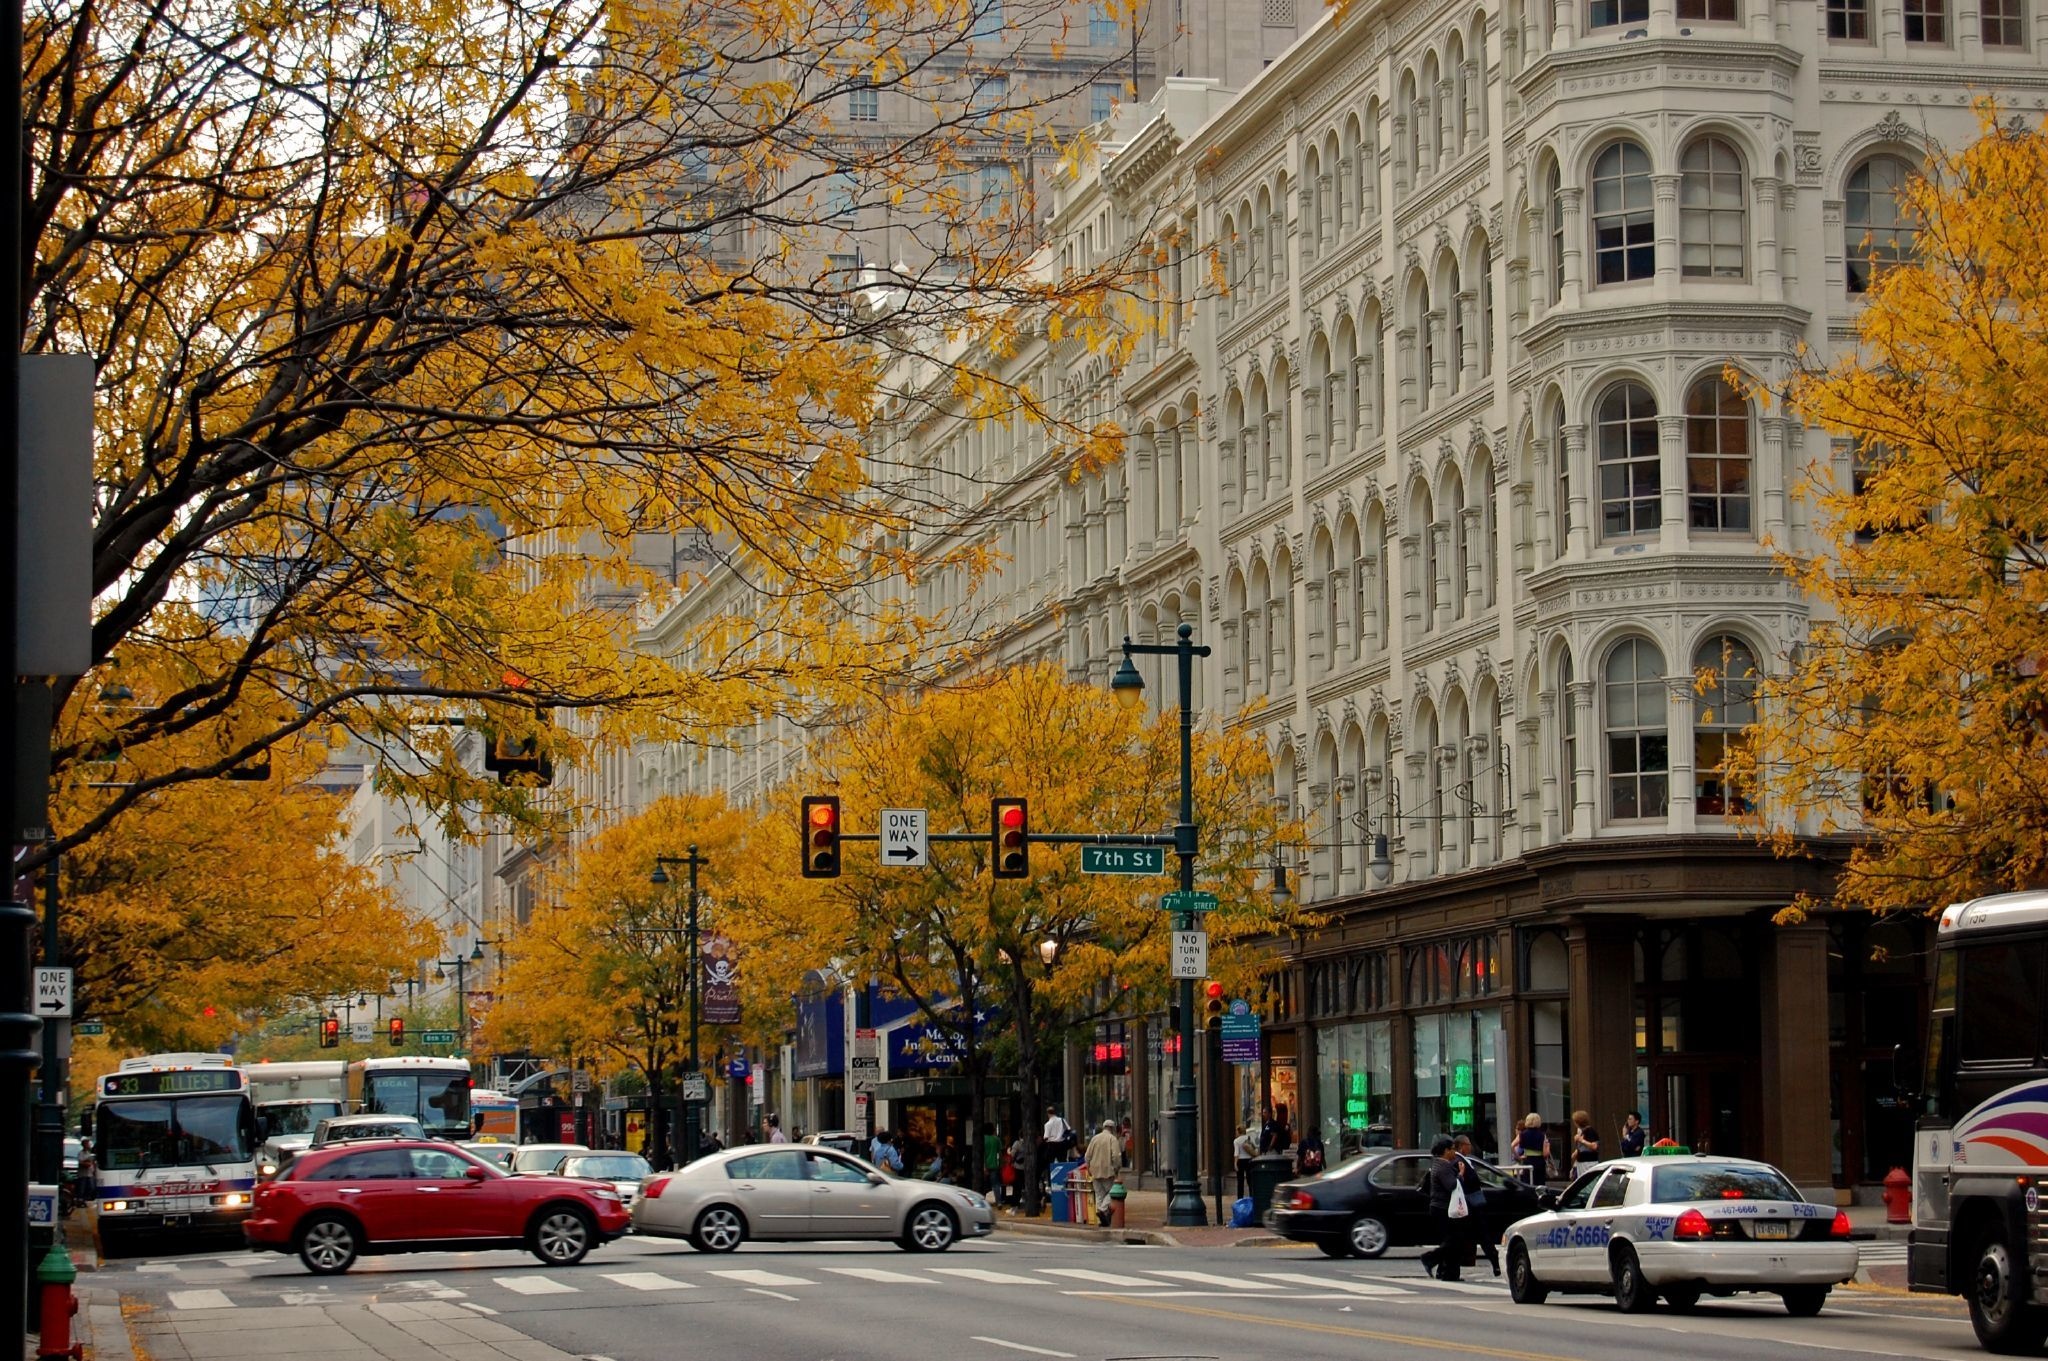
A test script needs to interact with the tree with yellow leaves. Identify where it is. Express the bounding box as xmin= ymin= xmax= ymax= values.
xmin=809 ymin=663 xmax=1302 ymax=1208
xmin=27 ymin=0 xmax=1163 ymax=869
xmin=1741 ymin=105 xmax=2048 ymax=914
